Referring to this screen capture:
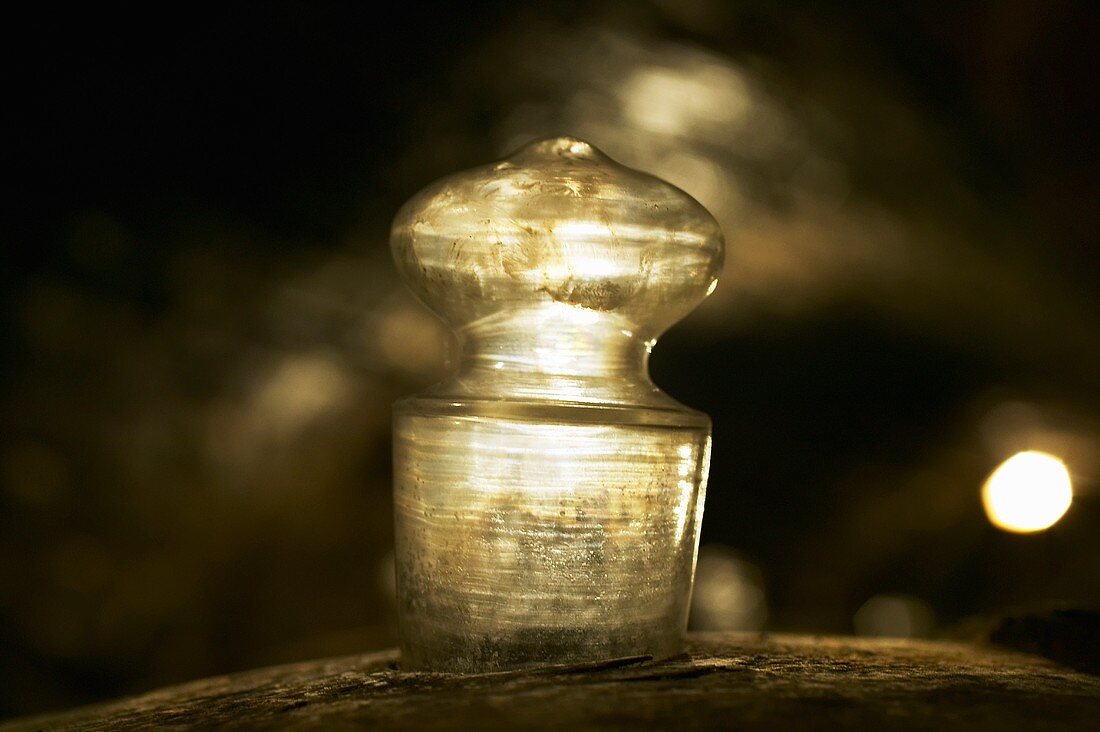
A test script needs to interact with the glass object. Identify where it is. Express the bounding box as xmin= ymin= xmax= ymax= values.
xmin=390 ymin=136 xmax=724 ymax=672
